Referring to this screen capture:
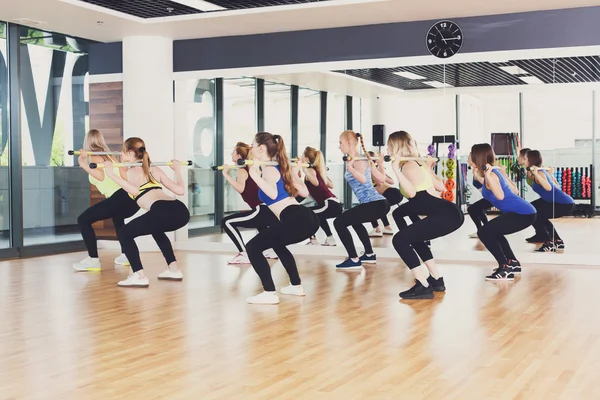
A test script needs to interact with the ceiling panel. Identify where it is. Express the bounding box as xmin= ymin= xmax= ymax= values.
xmin=78 ymin=0 xmax=331 ymax=18
xmin=335 ymin=55 xmax=600 ymax=90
